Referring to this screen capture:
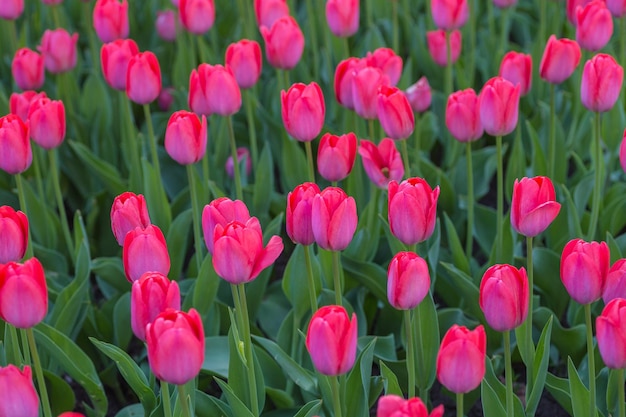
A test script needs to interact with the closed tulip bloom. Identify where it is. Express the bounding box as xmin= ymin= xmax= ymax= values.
xmin=0 ymin=114 xmax=32 ymax=175
xmin=377 ymin=395 xmax=444 ymax=417
xmin=0 ymin=365 xmax=39 ymax=417
xmin=317 ymin=132 xmax=357 ymax=182
xmin=388 ymin=178 xmax=440 ymax=245
xmin=286 ymin=182 xmax=321 ymax=245
xmin=567 ymin=0 xmax=593 ymax=24
xmin=202 ymin=197 xmax=251 ymax=254
xmin=478 ymin=76 xmax=520 ymax=137
xmin=212 ymin=217 xmax=284 ymax=284
xmin=254 ymin=0 xmax=290 ymax=28
xmin=312 ymin=187 xmax=358 ymax=251
xmin=146 ymin=308 xmax=204 ymax=385
xmin=581 ymin=53 xmax=624 ymax=113
xmin=576 ymin=1 xmax=613 ymax=52
xmin=260 ymin=16 xmax=305 ymax=70
xmin=93 ymin=0 xmax=128 ymax=42
xmin=560 ymin=238 xmax=609 ymax=304
xmin=110 ymin=192 xmax=151 ymax=246
xmin=281 ymin=82 xmax=325 ymax=142
xmin=38 ymin=29 xmax=78 ymax=73
xmin=27 ymin=98 xmax=66 ymax=150
xmin=510 ymin=176 xmax=561 ymax=237
xmin=358 ymin=138 xmax=404 ymax=188
xmin=156 ymin=10 xmax=178 ymax=42
xmin=378 ymin=86 xmax=415 ymax=140
xmin=479 ymin=264 xmax=528 ymax=331
xmin=0 ymin=0 xmax=24 ymax=19
xmin=603 ymin=260 xmax=626 ymax=303
xmin=596 ymin=298 xmax=626 ymax=369
xmin=225 ymin=40 xmax=262 ymax=89
xmin=0 ymin=206 xmax=28 ymax=264
xmin=621 ymin=129 xmax=626 ymax=173
xmin=446 ymin=88 xmax=483 ymax=142
xmin=306 ymin=305 xmax=357 ymax=376
xmin=366 ymin=48 xmax=403 ymax=86
xmin=387 ymin=252 xmax=431 ymax=310
xmin=334 ymin=57 xmax=366 ymax=109
xmin=436 ymin=325 xmax=486 ymax=394
xmin=225 ymin=147 xmax=252 ymax=179
xmin=0 ymin=258 xmax=48 ymax=329
xmin=539 ymin=36 xmax=582 ymax=84
xmin=126 ymin=51 xmax=161 ymax=105
xmin=607 ymin=0 xmax=626 ymax=16
xmin=499 ymin=51 xmax=532 ymax=96
xmin=405 ymin=76 xmax=432 ymax=113
xmin=100 ymin=39 xmax=139 ymax=91
xmin=431 ymin=0 xmax=468 ymax=30
xmin=352 ymin=66 xmax=391 ymax=120
xmin=9 ymin=91 xmax=47 ymax=122
xmin=427 ymin=29 xmax=462 ymax=67
xmin=179 ymin=0 xmax=215 ymax=35
xmin=189 ymin=64 xmax=242 ymax=116
xmin=165 ymin=110 xmax=207 ymax=165
xmin=123 ymin=225 xmax=170 ymax=282
xmin=11 ymin=48 xmax=45 ymax=91
xmin=131 ymin=272 xmax=181 ymax=341
xmin=326 ymin=0 xmax=359 ymax=37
